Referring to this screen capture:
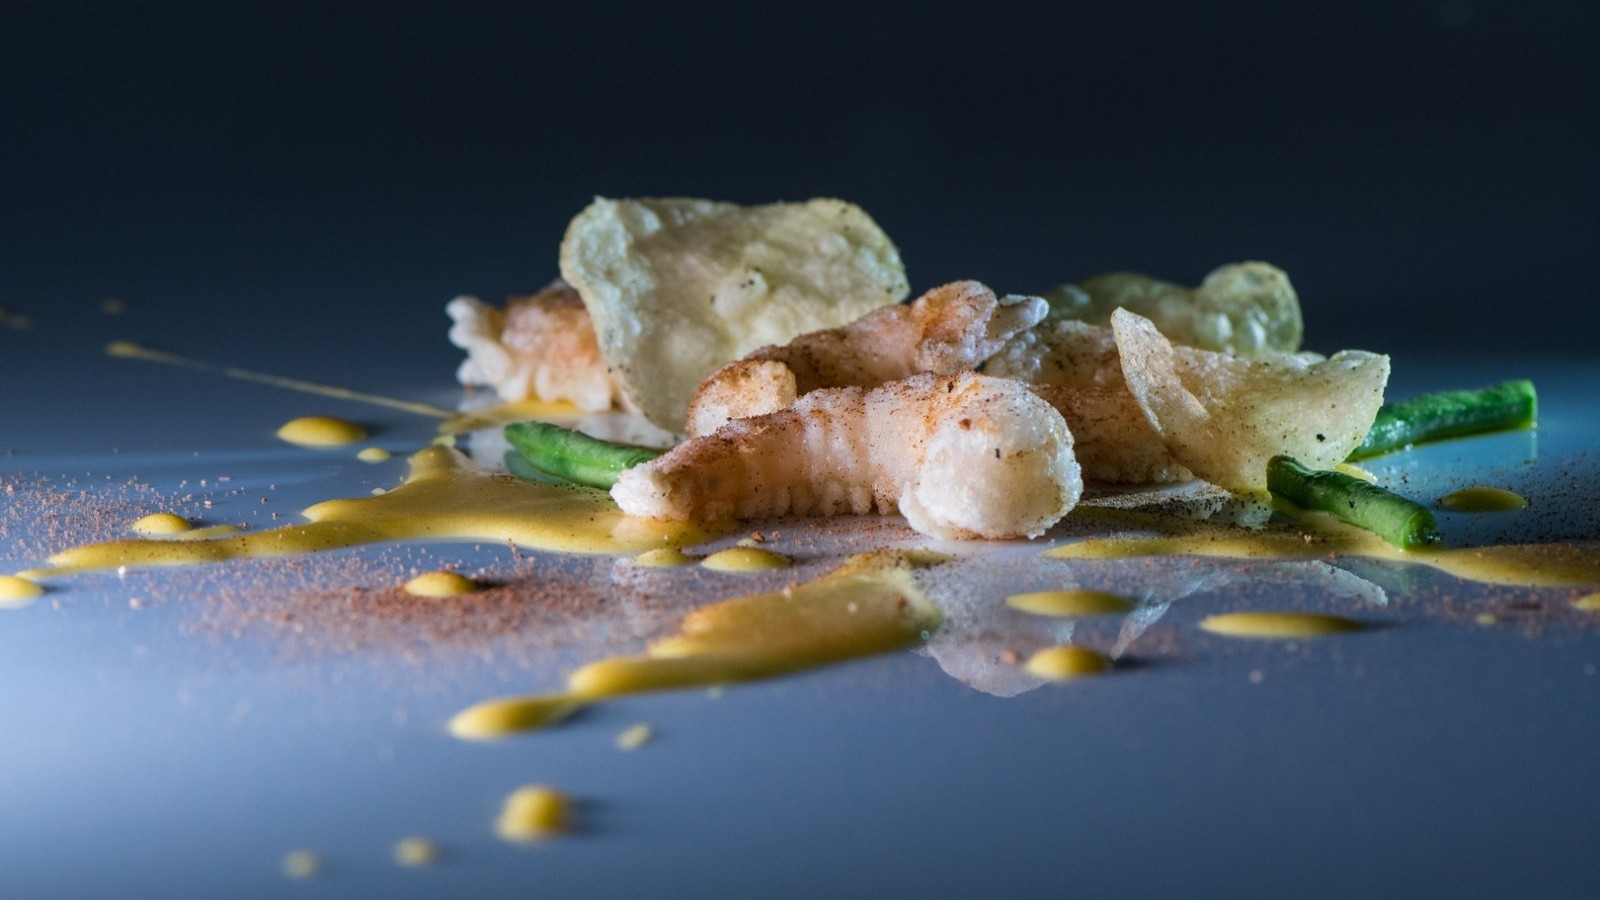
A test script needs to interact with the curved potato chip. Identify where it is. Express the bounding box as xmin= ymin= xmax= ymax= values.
xmin=1048 ymin=261 xmax=1303 ymax=355
xmin=1111 ymin=308 xmax=1388 ymax=492
xmin=559 ymin=197 xmax=909 ymax=431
